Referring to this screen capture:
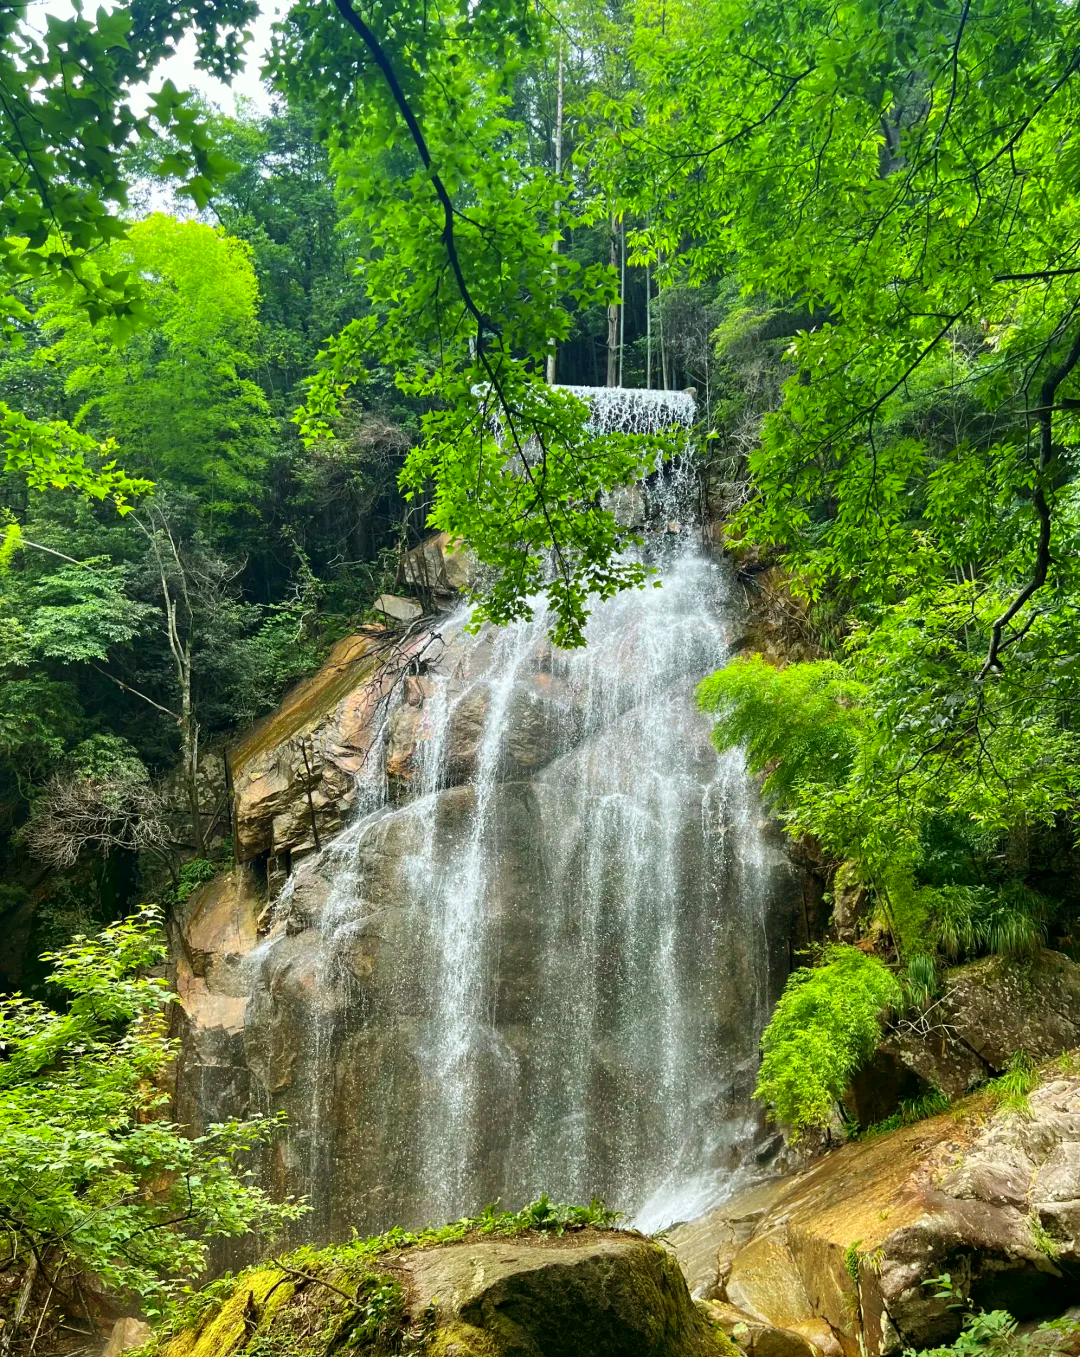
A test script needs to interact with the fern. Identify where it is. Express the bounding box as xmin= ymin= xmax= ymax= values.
xmin=755 ymin=945 xmax=902 ymax=1137
xmin=696 ymin=656 xmax=866 ymax=808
